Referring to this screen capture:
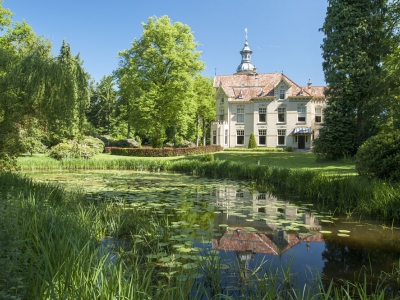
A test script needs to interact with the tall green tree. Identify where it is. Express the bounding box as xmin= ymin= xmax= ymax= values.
xmin=192 ymin=76 xmax=215 ymax=146
xmin=116 ymin=15 xmax=204 ymax=148
xmin=86 ymin=75 xmax=117 ymax=136
xmin=314 ymin=0 xmax=394 ymax=160
xmin=0 ymin=2 xmax=89 ymax=167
